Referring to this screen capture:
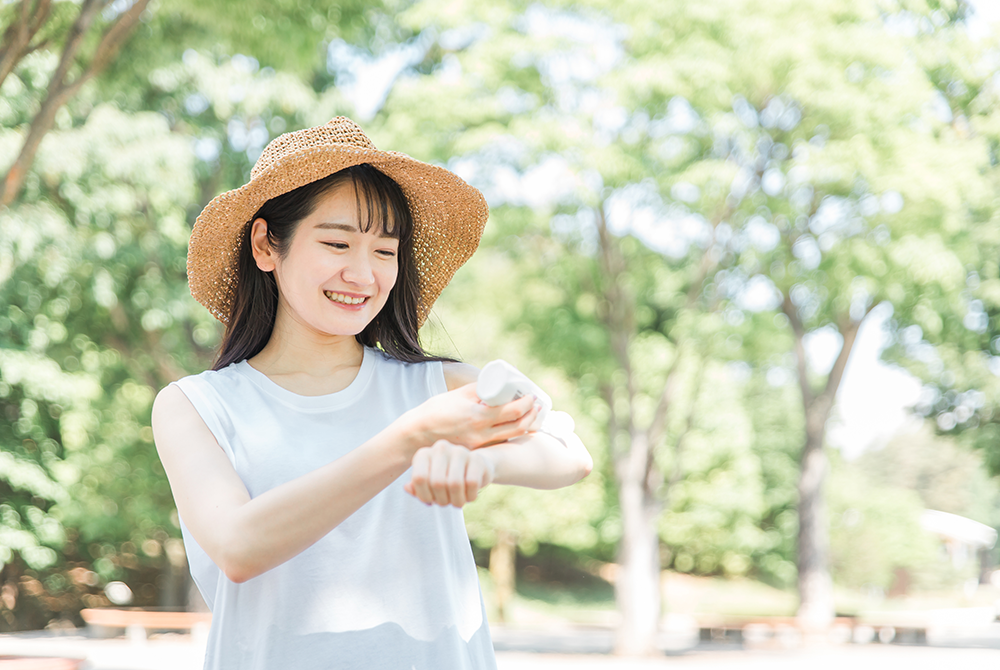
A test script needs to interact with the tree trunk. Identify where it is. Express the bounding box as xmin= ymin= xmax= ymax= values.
xmin=783 ymin=297 xmax=869 ymax=630
xmin=596 ymin=201 xmax=665 ymax=655
xmin=0 ymin=562 xmax=19 ymax=631
xmin=614 ymin=458 xmax=661 ymax=655
xmin=796 ymin=412 xmax=833 ymax=630
xmin=160 ymin=538 xmax=188 ymax=609
xmin=0 ymin=0 xmax=53 ymax=91
xmin=490 ymin=529 xmax=516 ymax=623
xmin=2 ymin=84 xmax=68 ymax=204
